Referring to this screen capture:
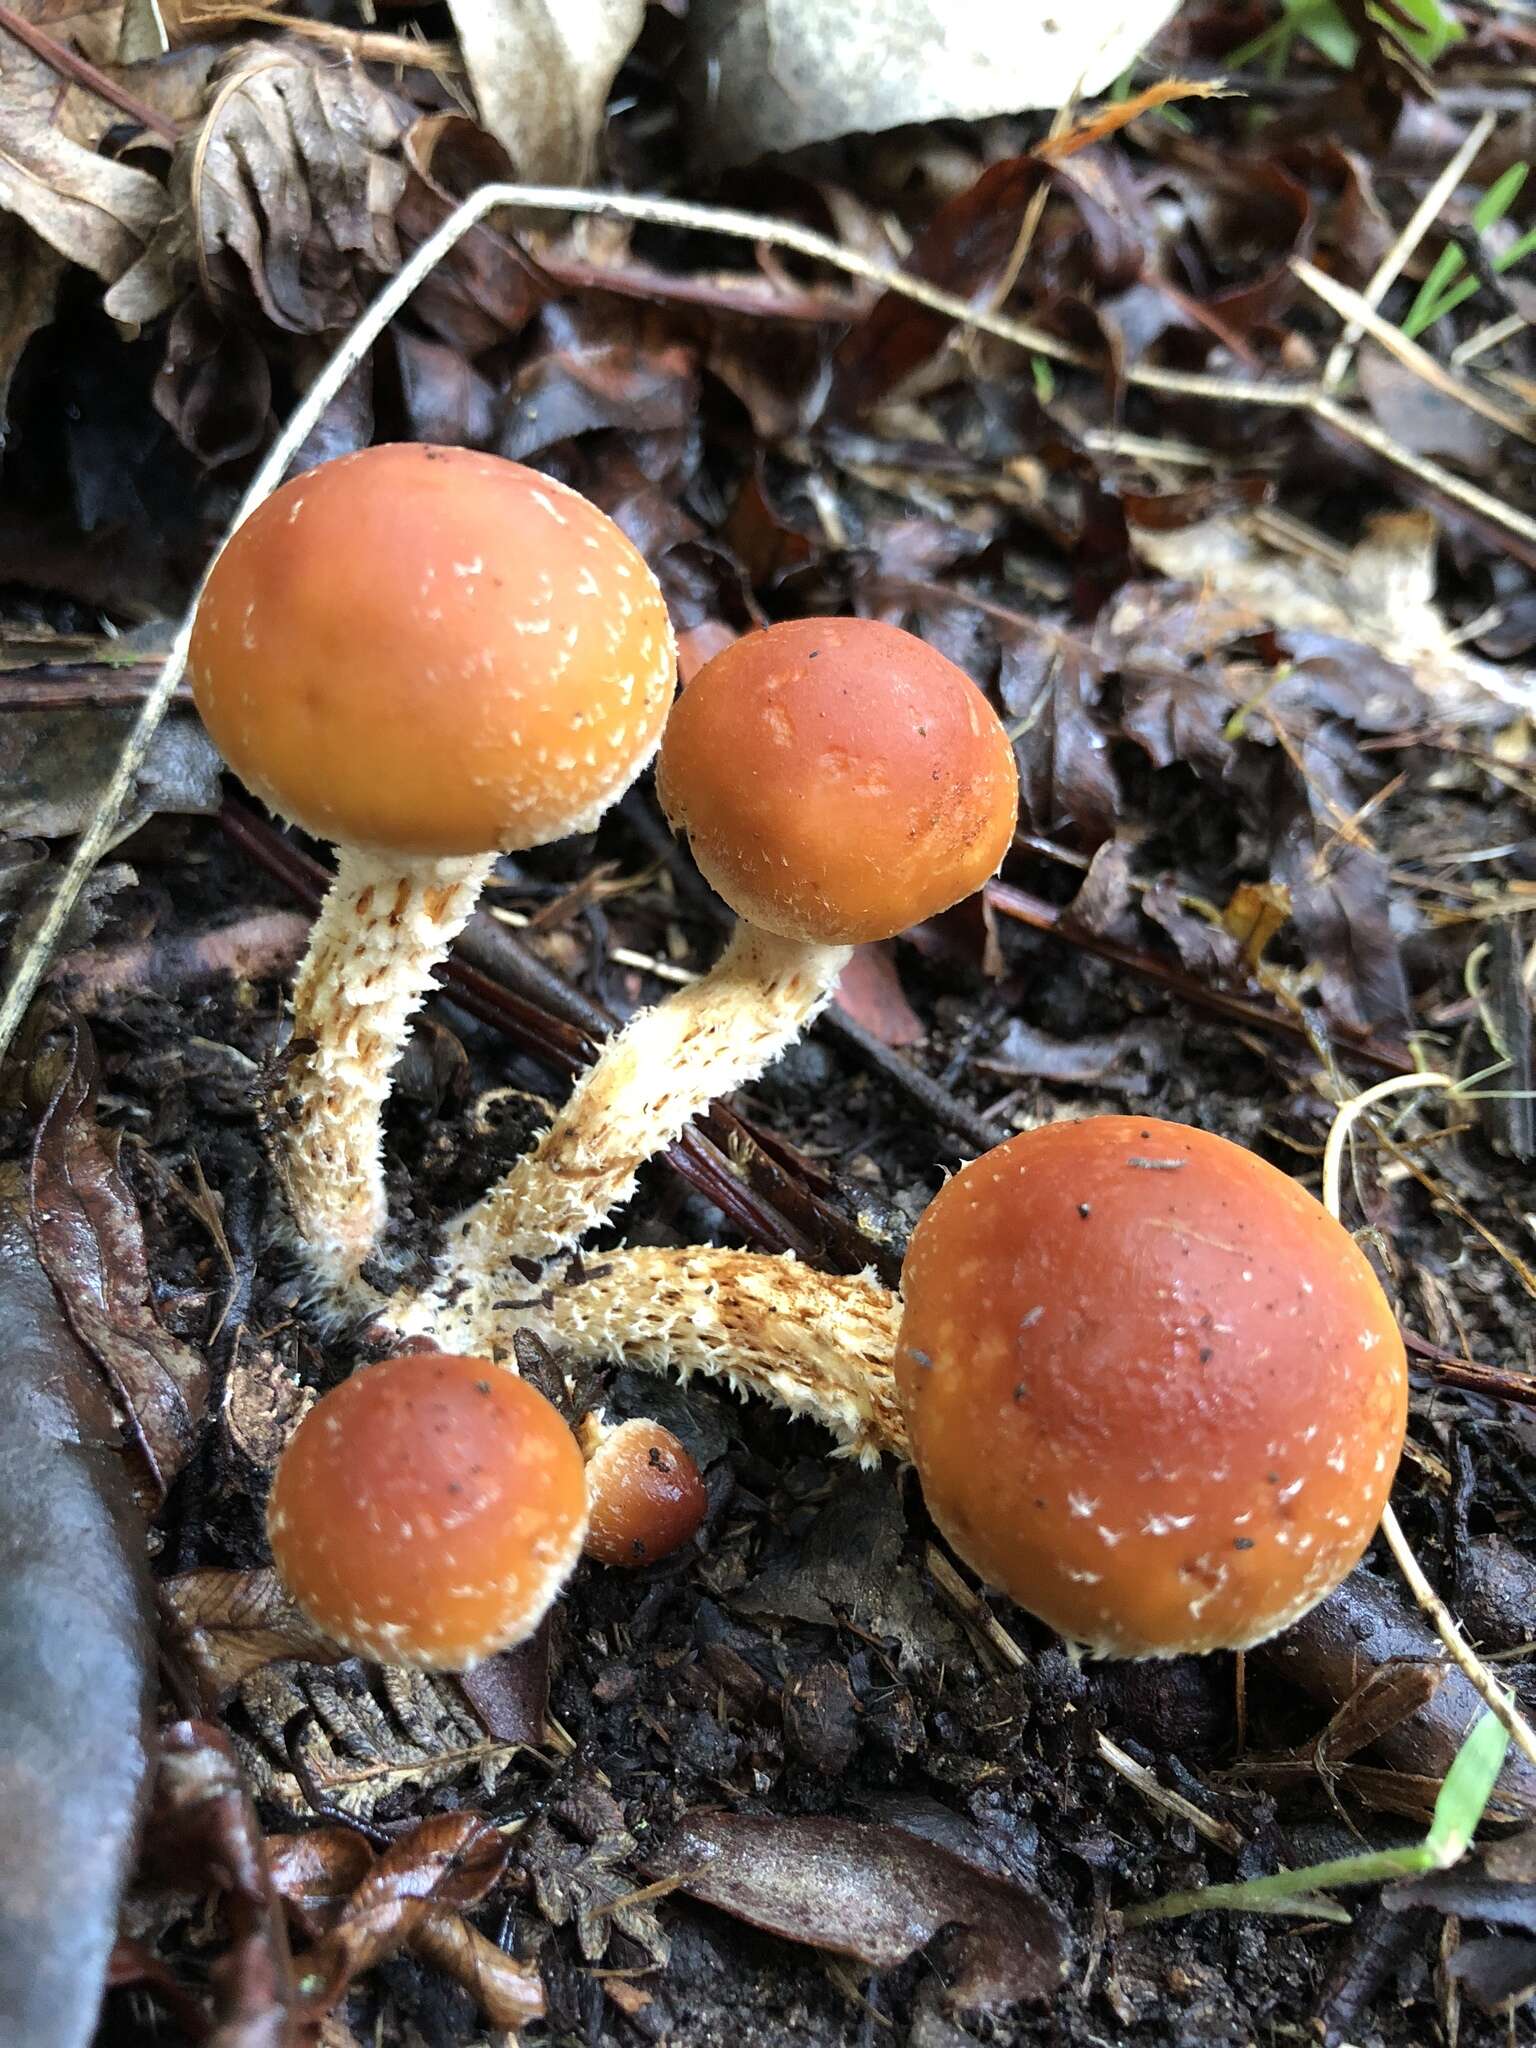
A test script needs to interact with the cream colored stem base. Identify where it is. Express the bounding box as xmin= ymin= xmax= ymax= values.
xmin=390 ymin=924 xmax=850 ymax=1343
xmin=280 ymin=846 xmax=495 ymax=1305
xmin=466 ymin=1247 xmax=906 ymax=1466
